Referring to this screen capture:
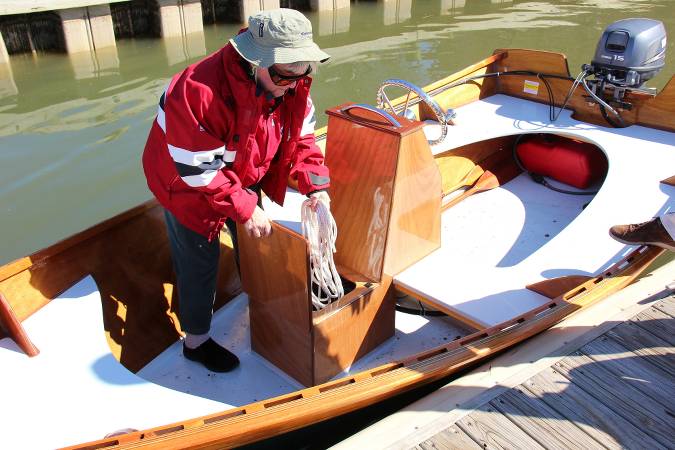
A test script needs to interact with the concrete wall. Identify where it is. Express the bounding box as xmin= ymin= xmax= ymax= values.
xmin=240 ymin=0 xmax=280 ymax=24
xmin=0 ymin=30 xmax=9 ymax=64
xmin=59 ymin=4 xmax=116 ymax=53
xmin=157 ymin=0 xmax=203 ymax=38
